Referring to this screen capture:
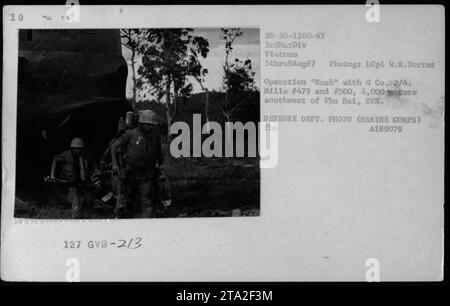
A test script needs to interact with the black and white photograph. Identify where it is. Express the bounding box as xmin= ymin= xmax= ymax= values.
xmin=14 ymin=28 xmax=261 ymax=219
xmin=1 ymin=4 xmax=444 ymax=283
